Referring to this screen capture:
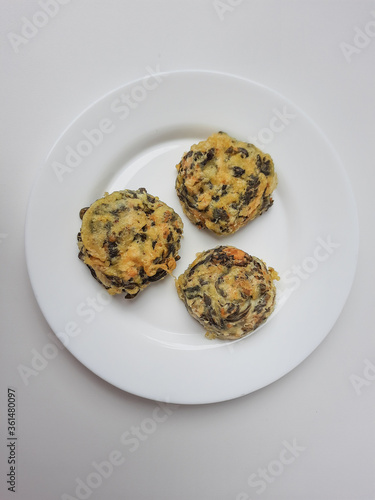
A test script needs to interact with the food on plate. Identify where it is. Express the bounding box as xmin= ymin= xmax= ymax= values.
xmin=175 ymin=131 xmax=277 ymax=234
xmin=77 ymin=188 xmax=183 ymax=298
xmin=175 ymin=245 xmax=278 ymax=340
